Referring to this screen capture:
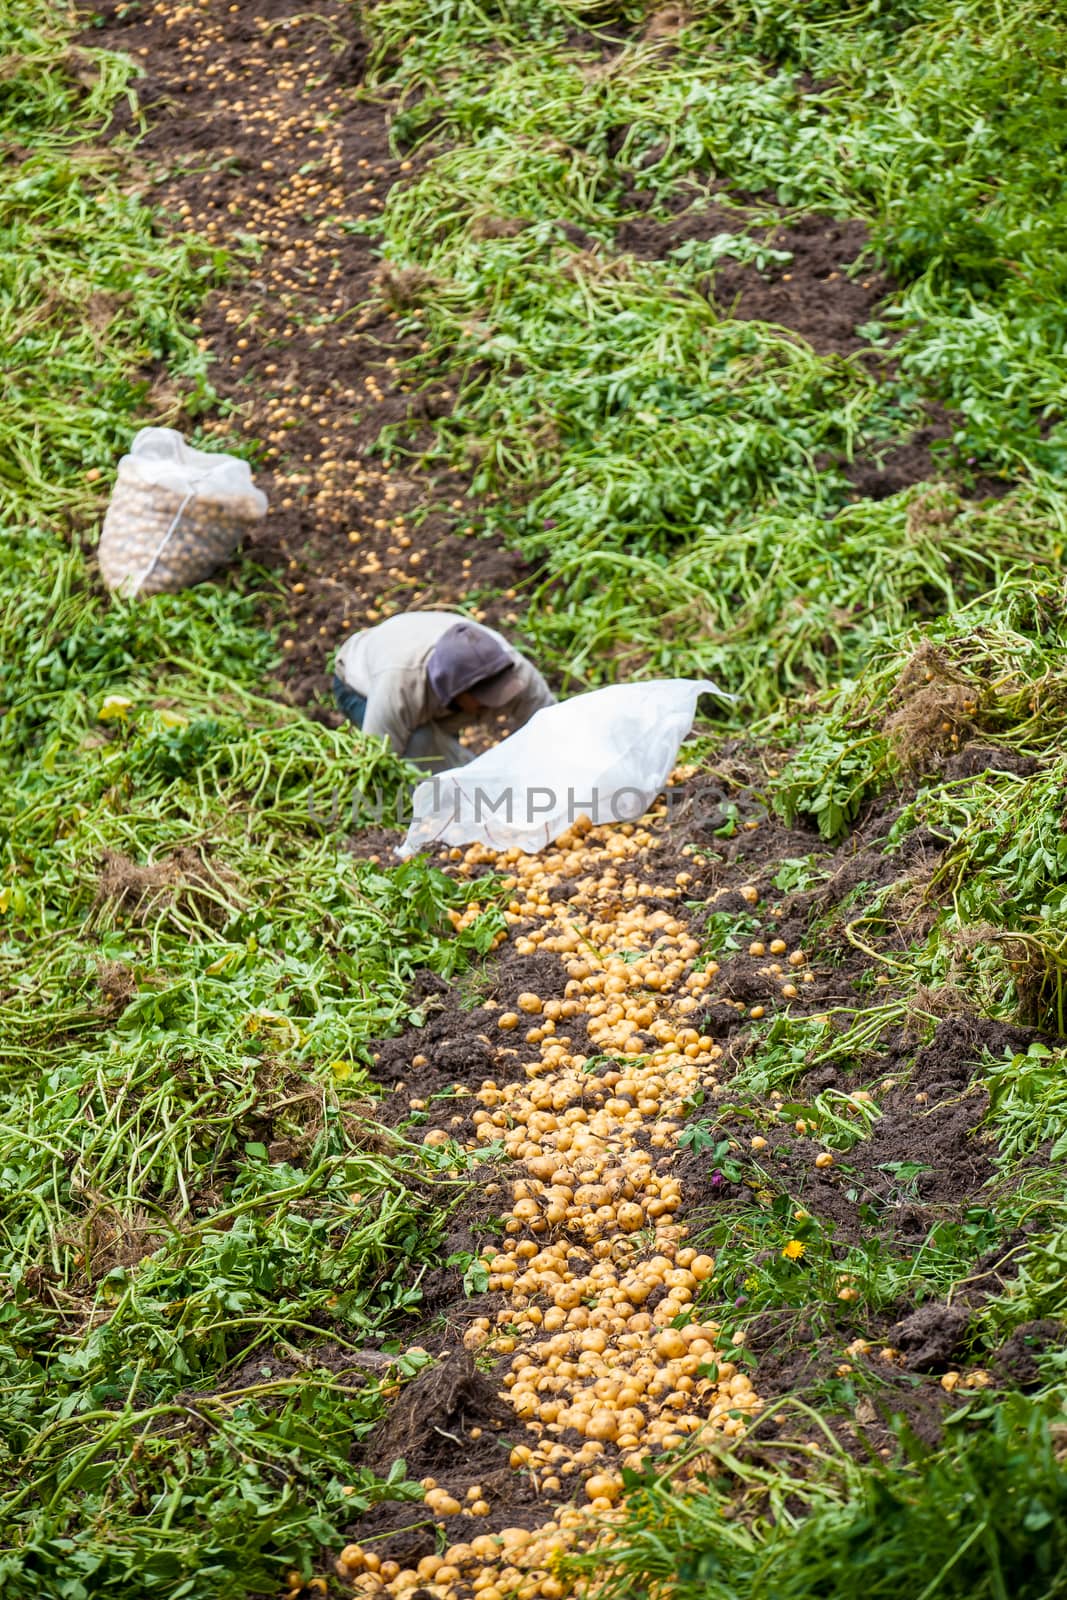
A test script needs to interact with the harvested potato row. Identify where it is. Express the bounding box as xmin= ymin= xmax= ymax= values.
xmin=343 ymin=810 xmax=816 ymax=1599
